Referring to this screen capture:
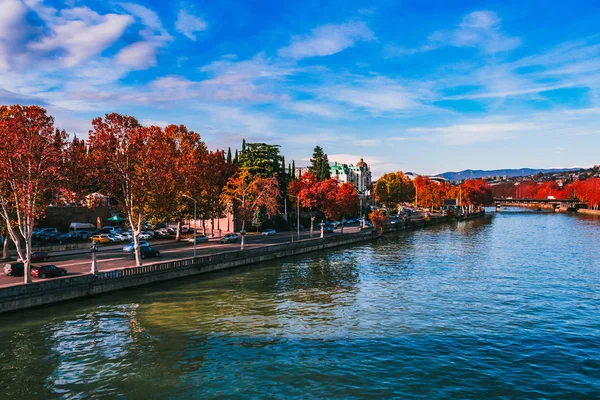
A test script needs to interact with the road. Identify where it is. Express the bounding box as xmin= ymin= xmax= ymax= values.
xmin=0 ymin=226 xmax=363 ymax=288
